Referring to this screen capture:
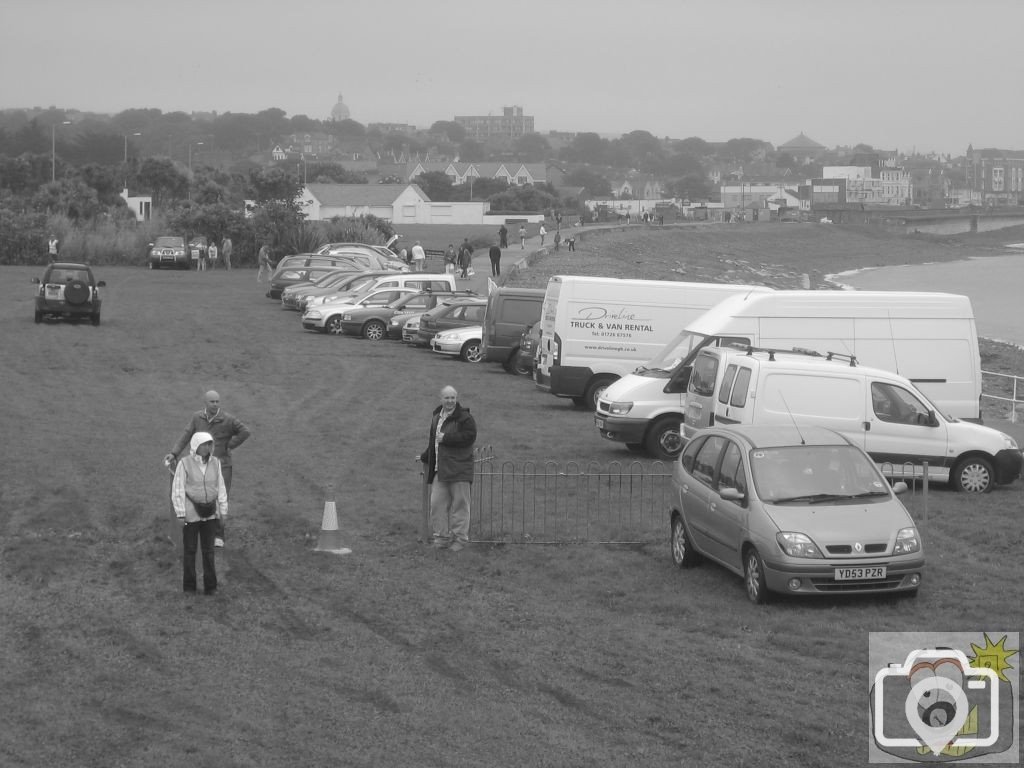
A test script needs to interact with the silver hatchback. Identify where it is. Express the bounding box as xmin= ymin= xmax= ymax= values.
xmin=669 ymin=424 xmax=923 ymax=603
